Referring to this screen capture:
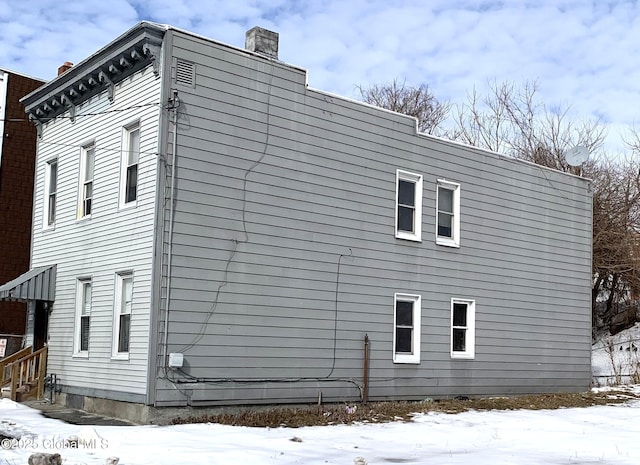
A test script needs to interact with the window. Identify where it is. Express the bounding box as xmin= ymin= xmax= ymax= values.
xmin=44 ymin=159 xmax=57 ymax=227
xmin=436 ymin=179 xmax=460 ymax=247
xmin=395 ymin=170 xmax=423 ymax=241
xmin=121 ymin=123 xmax=139 ymax=206
xmin=78 ymin=144 xmax=95 ymax=218
xmin=393 ymin=293 xmax=421 ymax=363
xmin=113 ymin=273 xmax=133 ymax=358
xmin=74 ymin=279 xmax=92 ymax=356
xmin=451 ymin=298 xmax=475 ymax=359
